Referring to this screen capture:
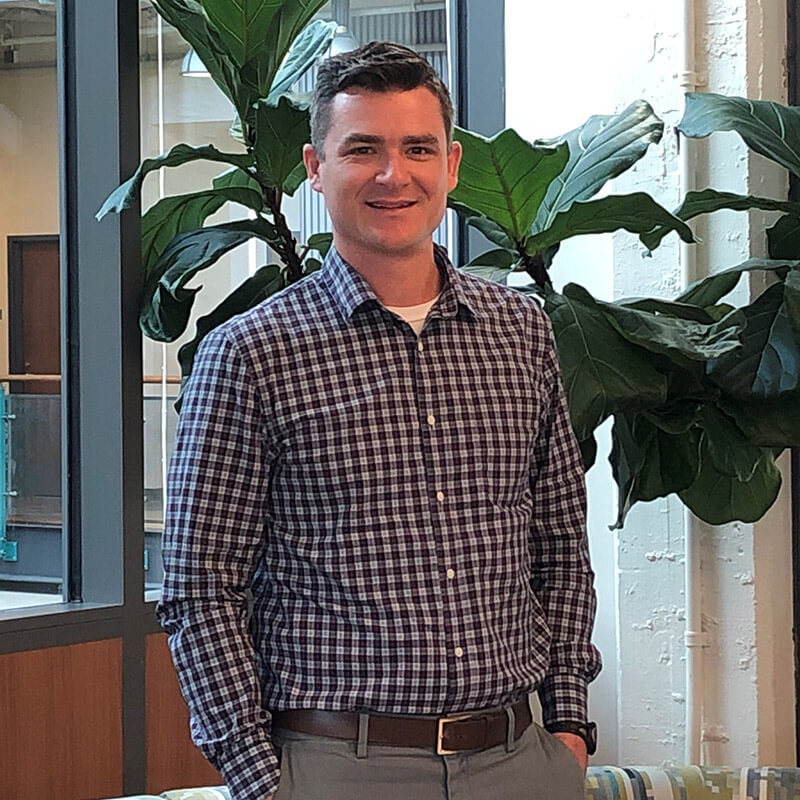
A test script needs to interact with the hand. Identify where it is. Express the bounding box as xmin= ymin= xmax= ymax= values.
xmin=553 ymin=731 xmax=588 ymax=772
